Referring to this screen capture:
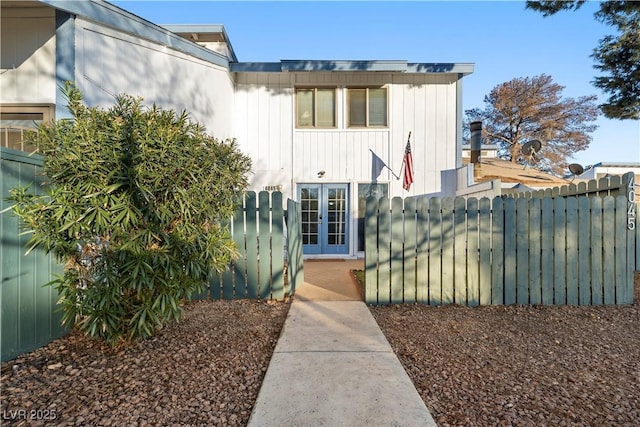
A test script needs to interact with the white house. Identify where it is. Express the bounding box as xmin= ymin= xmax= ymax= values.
xmin=1 ymin=0 xmax=476 ymax=258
